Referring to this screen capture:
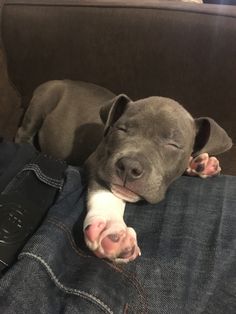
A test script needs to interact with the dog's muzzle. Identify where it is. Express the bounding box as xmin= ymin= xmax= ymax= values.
xmin=115 ymin=157 xmax=144 ymax=182
xmin=111 ymin=184 xmax=141 ymax=202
